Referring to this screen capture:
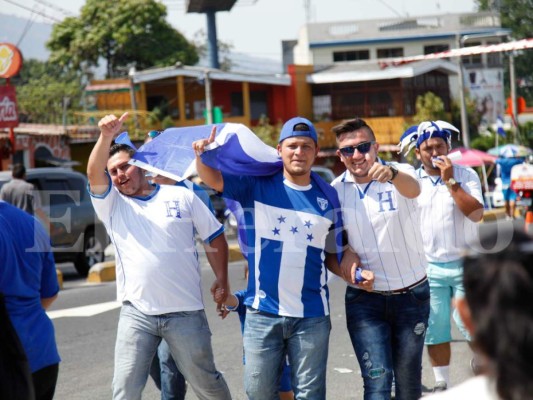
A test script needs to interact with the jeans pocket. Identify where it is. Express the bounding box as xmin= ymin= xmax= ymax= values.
xmin=409 ymin=281 xmax=430 ymax=305
xmin=345 ymin=286 xmax=366 ymax=304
